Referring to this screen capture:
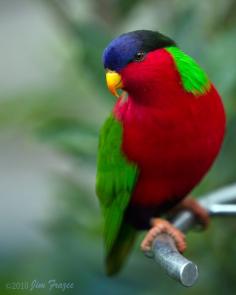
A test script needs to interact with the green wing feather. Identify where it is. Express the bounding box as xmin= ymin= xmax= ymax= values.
xmin=96 ymin=113 xmax=138 ymax=275
xmin=166 ymin=46 xmax=210 ymax=96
